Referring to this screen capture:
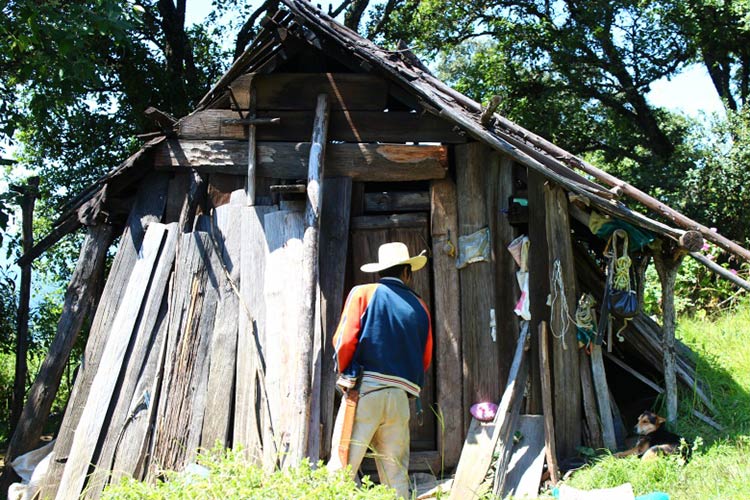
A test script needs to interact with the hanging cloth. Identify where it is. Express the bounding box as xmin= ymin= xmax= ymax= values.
xmin=588 ymin=211 xmax=655 ymax=251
